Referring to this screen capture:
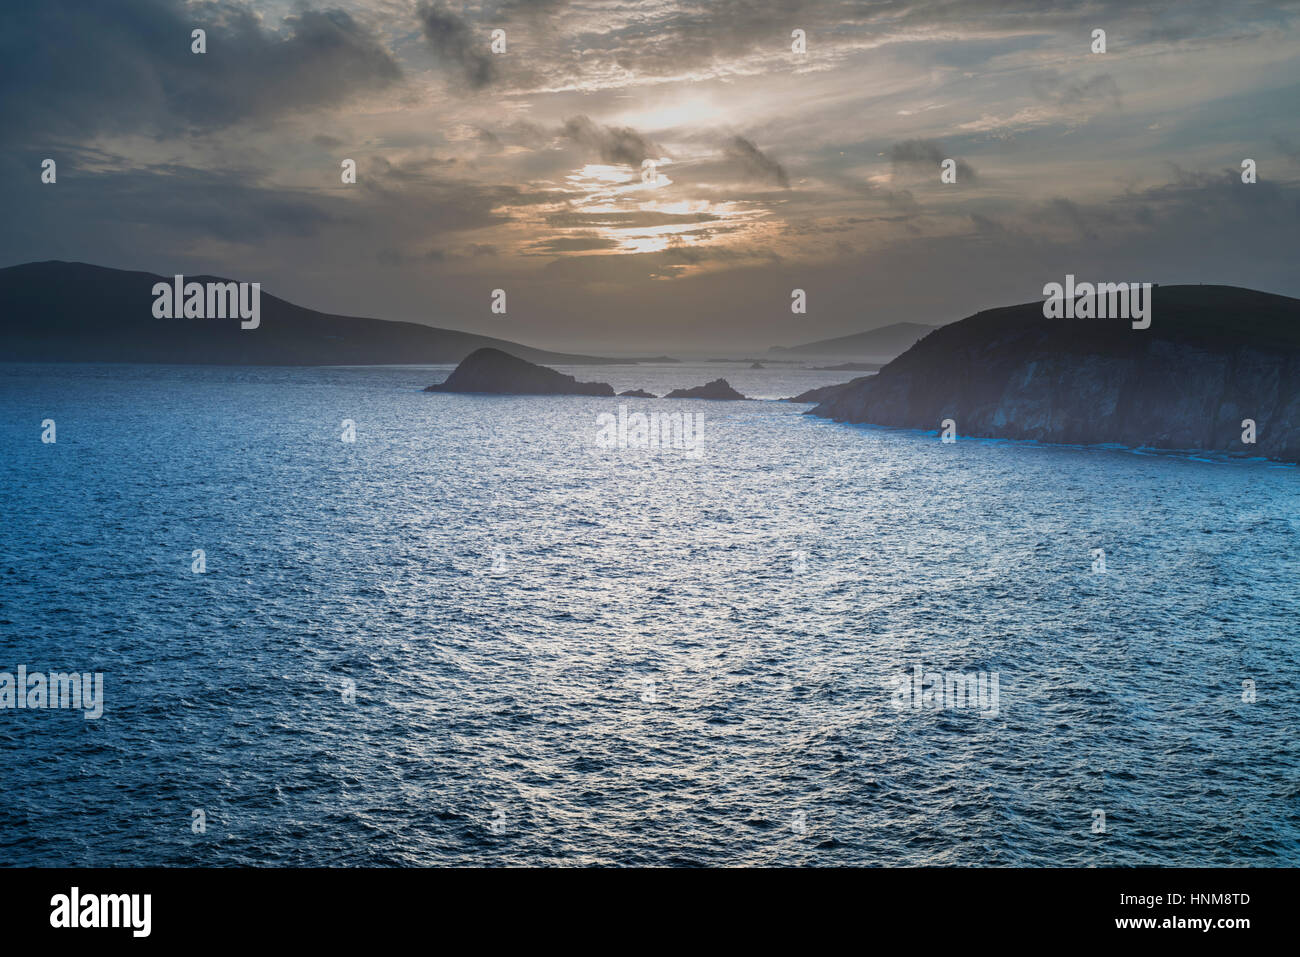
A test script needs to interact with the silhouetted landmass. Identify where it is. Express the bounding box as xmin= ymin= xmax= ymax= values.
xmin=619 ymin=388 xmax=656 ymax=398
xmin=0 ymin=261 xmax=628 ymax=366
xmin=665 ymin=378 xmax=746 ymax=400
xmin=784 ymin=376 xmax=873 ymax=403
xmin=770 ymin=321 xmax=938 ymax=358
xmin=808 ymin=285 xmax=1300 ymax=462
xmin=424 ymin=348 xmax=614 ymax=395
xmin=812 ymin=361 xmax=881 ymax=372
